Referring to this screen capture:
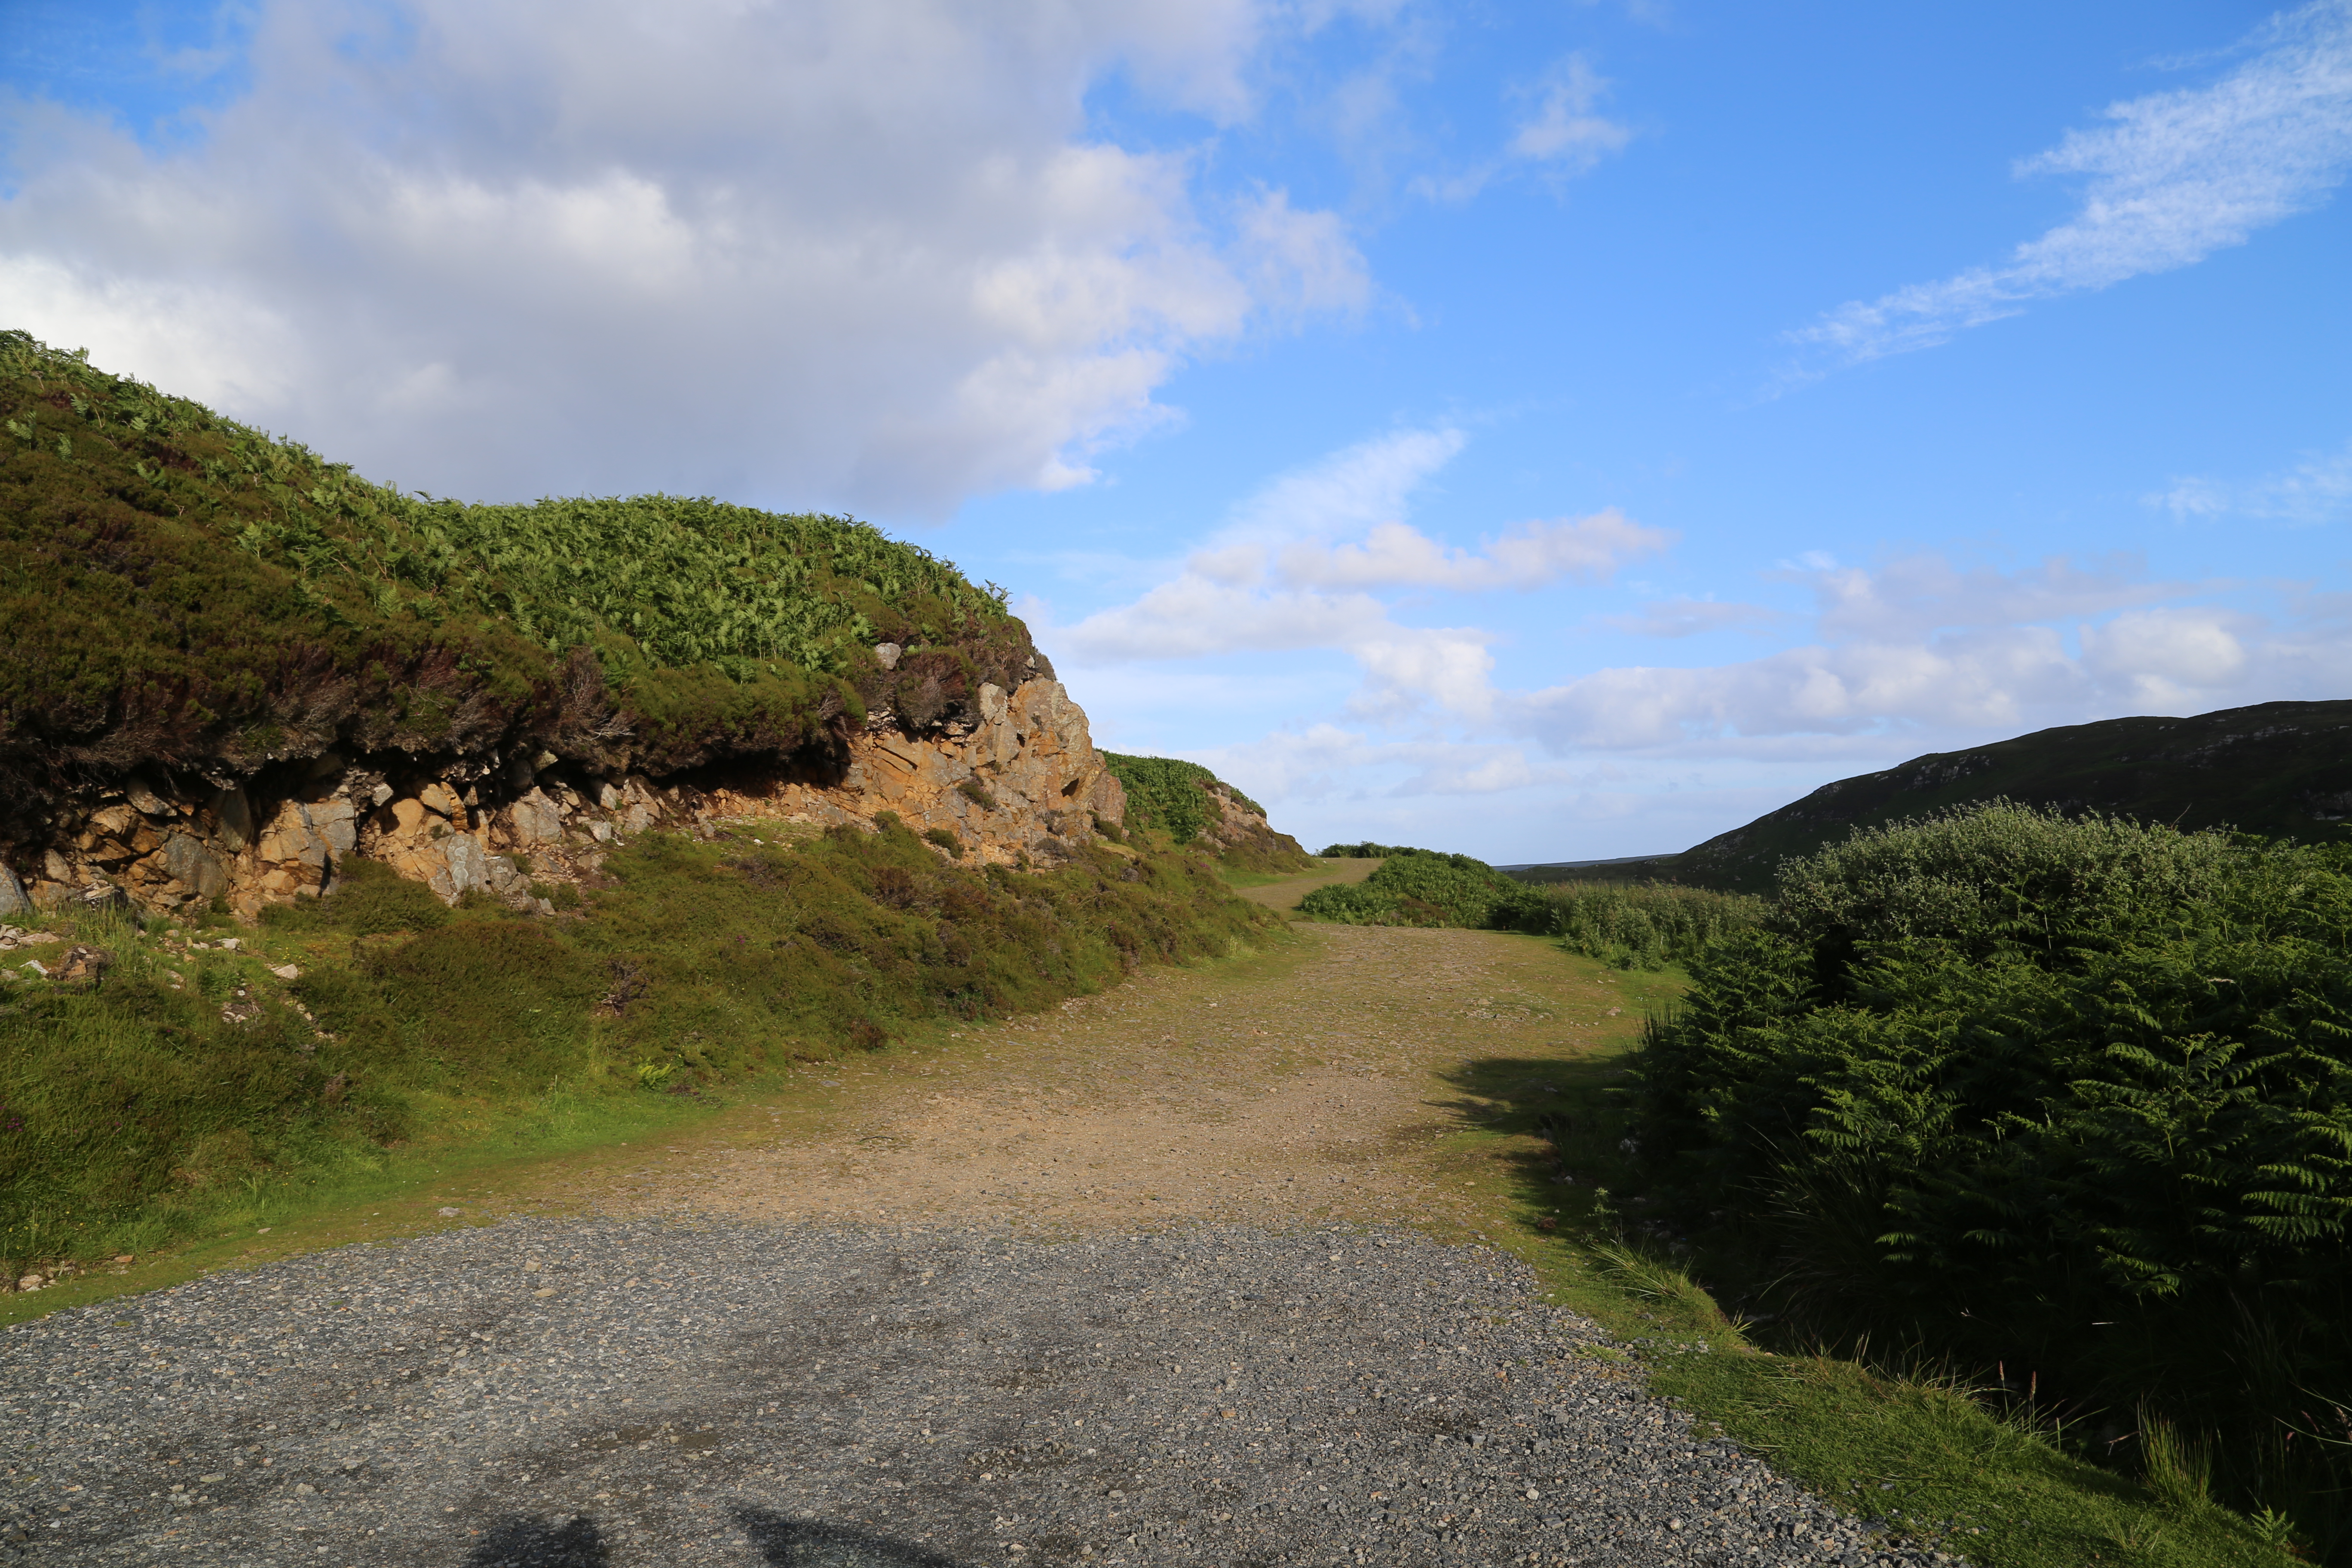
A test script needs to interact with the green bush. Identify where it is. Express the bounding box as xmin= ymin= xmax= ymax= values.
xmin=1296 ymin=847 xmax=1540 ymax=927
xmin=1630 ymin=802 xmax=2352 ymax=1556
xmin=1101 ymin=753 xmax=1219 ymax=843
xmin=1538 ymin=881 xmax=1765 ymax=970
xmin=1299 ymin=848 xmax=1760 ymax=966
